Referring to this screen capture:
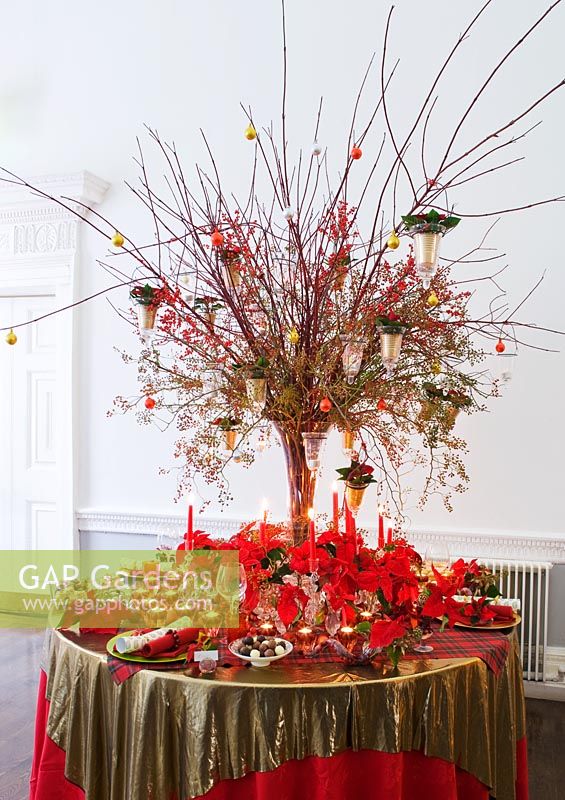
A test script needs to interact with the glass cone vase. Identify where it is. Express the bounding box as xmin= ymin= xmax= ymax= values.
xmin=301 ymin=431 xmax=328 ymax=472
xmin=340 ymin=336 xmax=366 ymax=384
xmin=378 ymin=325 xmax=407 ymax=378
